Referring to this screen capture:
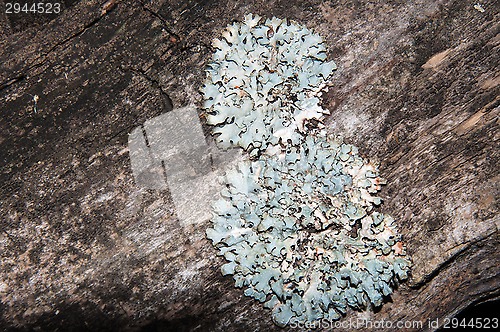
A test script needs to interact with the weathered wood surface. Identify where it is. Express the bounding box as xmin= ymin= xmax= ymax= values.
xmin=0 ymin=0 xmax=498 ymax=331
